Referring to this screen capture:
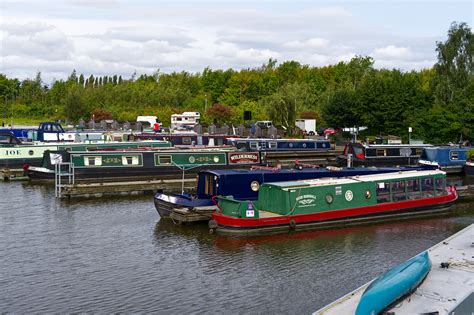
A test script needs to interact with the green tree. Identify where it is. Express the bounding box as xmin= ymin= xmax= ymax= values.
xmin=432 ymin=22 xmax=473 ymax=104
xmin=322 ymin=89 xmax=360 ymax=128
